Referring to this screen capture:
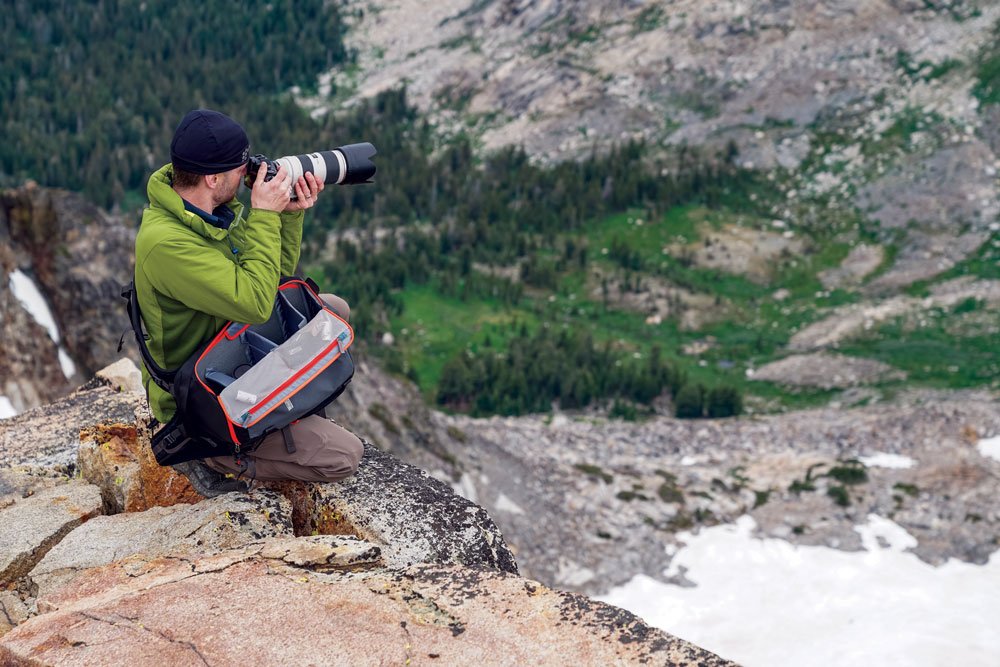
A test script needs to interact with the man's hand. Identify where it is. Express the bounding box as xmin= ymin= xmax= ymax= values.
xmin=250 ymin=162 xmax=292 ymax=212
xmin=283 ymin=171 xmax=324 ymax=212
